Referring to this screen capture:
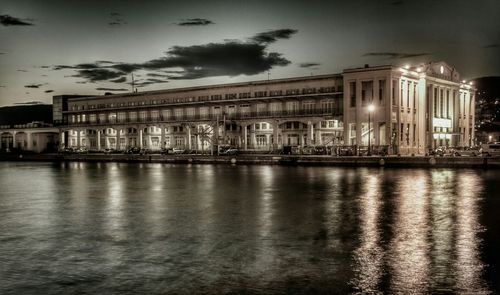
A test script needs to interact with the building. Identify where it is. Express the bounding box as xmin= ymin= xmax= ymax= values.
xmin=0 ymin=104 xmax=59 ymax=153
xmin=54 ymin=61 xmax=475 ymax=155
